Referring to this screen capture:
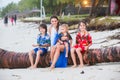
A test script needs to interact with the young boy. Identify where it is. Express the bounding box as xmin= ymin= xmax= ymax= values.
xmin=28 ymin=23 xmax=50 ymax=69
xmin=57 ymin=24 xmax=72 ymax=57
